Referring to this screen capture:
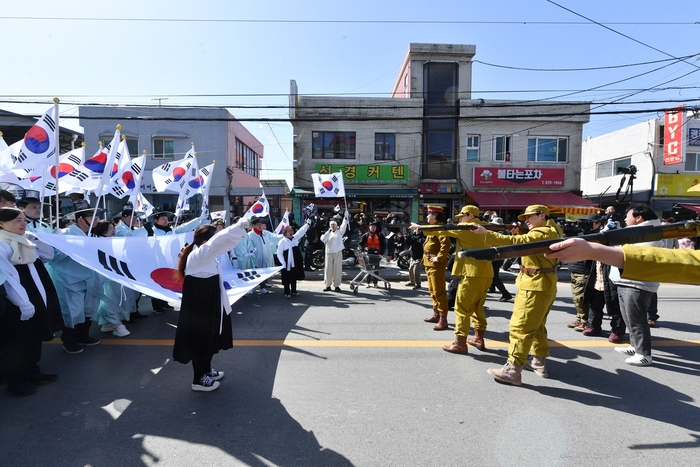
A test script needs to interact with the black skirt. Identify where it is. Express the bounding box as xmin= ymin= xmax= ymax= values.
xmin=173 ymin=274 xmax=233 ymax=364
